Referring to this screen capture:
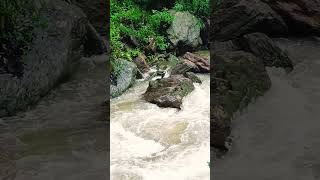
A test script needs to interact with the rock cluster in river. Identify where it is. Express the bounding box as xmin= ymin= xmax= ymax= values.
xmin=210 ymin=0 xmax=320 ymax=149
xmin=144 ymin=52 xmax=209 ymax=109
